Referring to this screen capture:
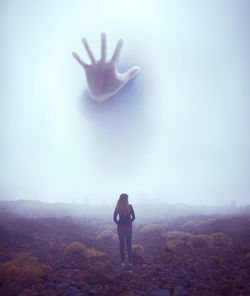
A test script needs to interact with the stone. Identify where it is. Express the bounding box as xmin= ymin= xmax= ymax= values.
xmin=151 ymin=289 xmax=170 ymax=296
xmin=57 ymin=282 xmax=70 ymax=289
xmin=189 ymin=279 xmax=197 ymax=287
xmin=89 ymin=289 xmax=98 ymax=295
xmin=174 ymin=285 xmax=190 ymax=296
xmin=67 ymin=286 xmax=79 ymax=293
